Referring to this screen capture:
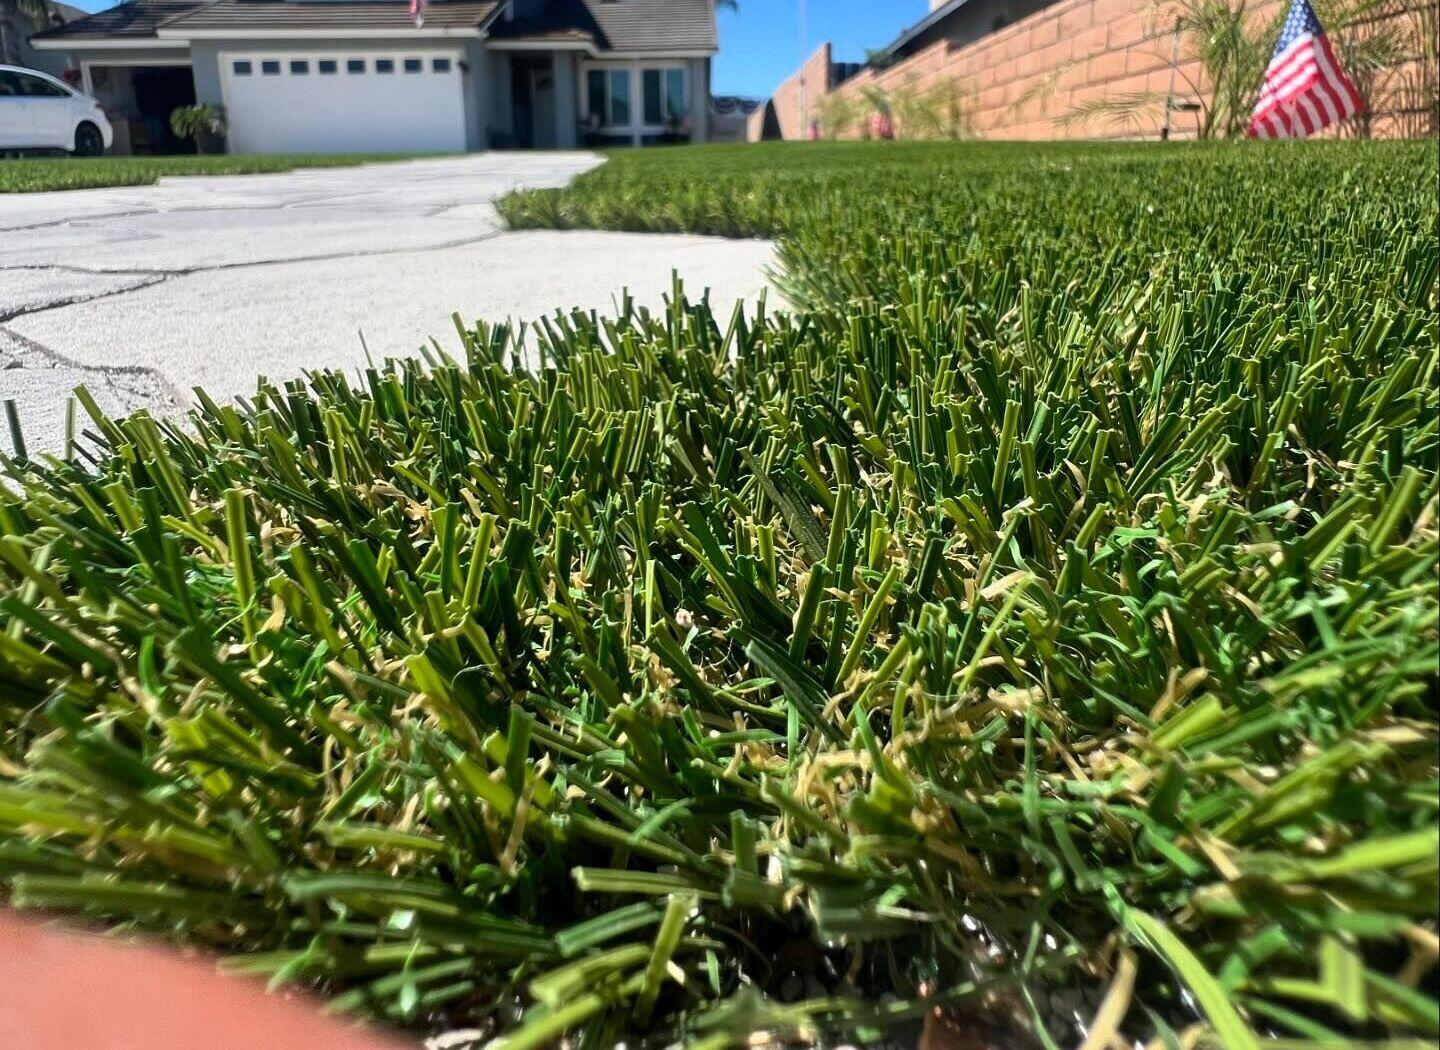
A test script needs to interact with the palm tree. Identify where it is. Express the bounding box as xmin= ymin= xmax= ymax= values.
xmin=0 ymin=0 xmax=55 ymax=66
